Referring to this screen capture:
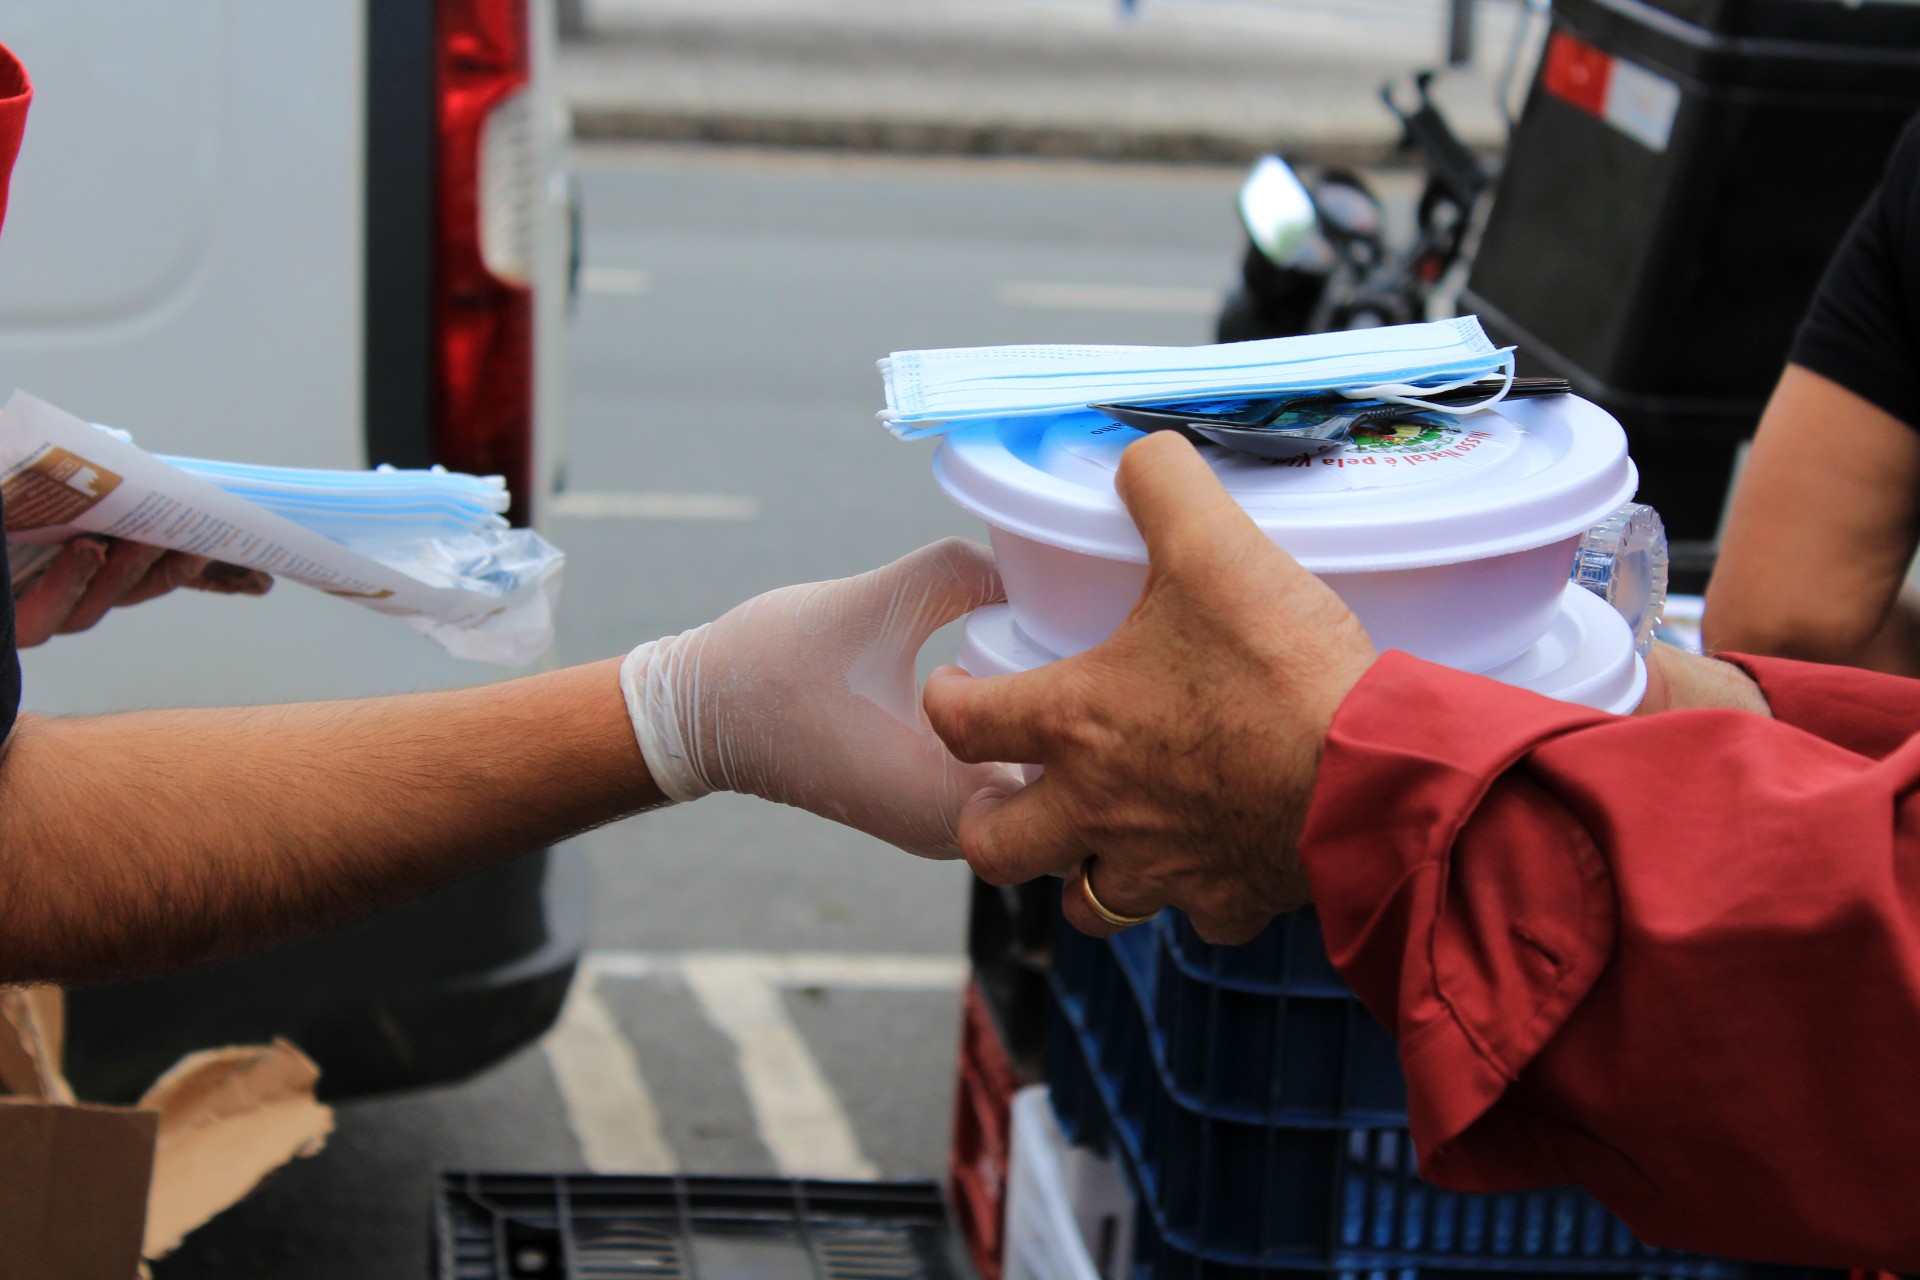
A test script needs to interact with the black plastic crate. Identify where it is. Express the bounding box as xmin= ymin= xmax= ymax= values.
xmin=968 ymin=876 xmax=1056 ymax=1083
xmin=1462 ymin=0 xmax=1920 ymax=543
xmin=1044 ymin=909 xmax=1779 ymax=1277
xmin=434 ymin=1174 xmax=972 ymax=1280
xmin=1469 ymin=0 xmax=1920 ymax=411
